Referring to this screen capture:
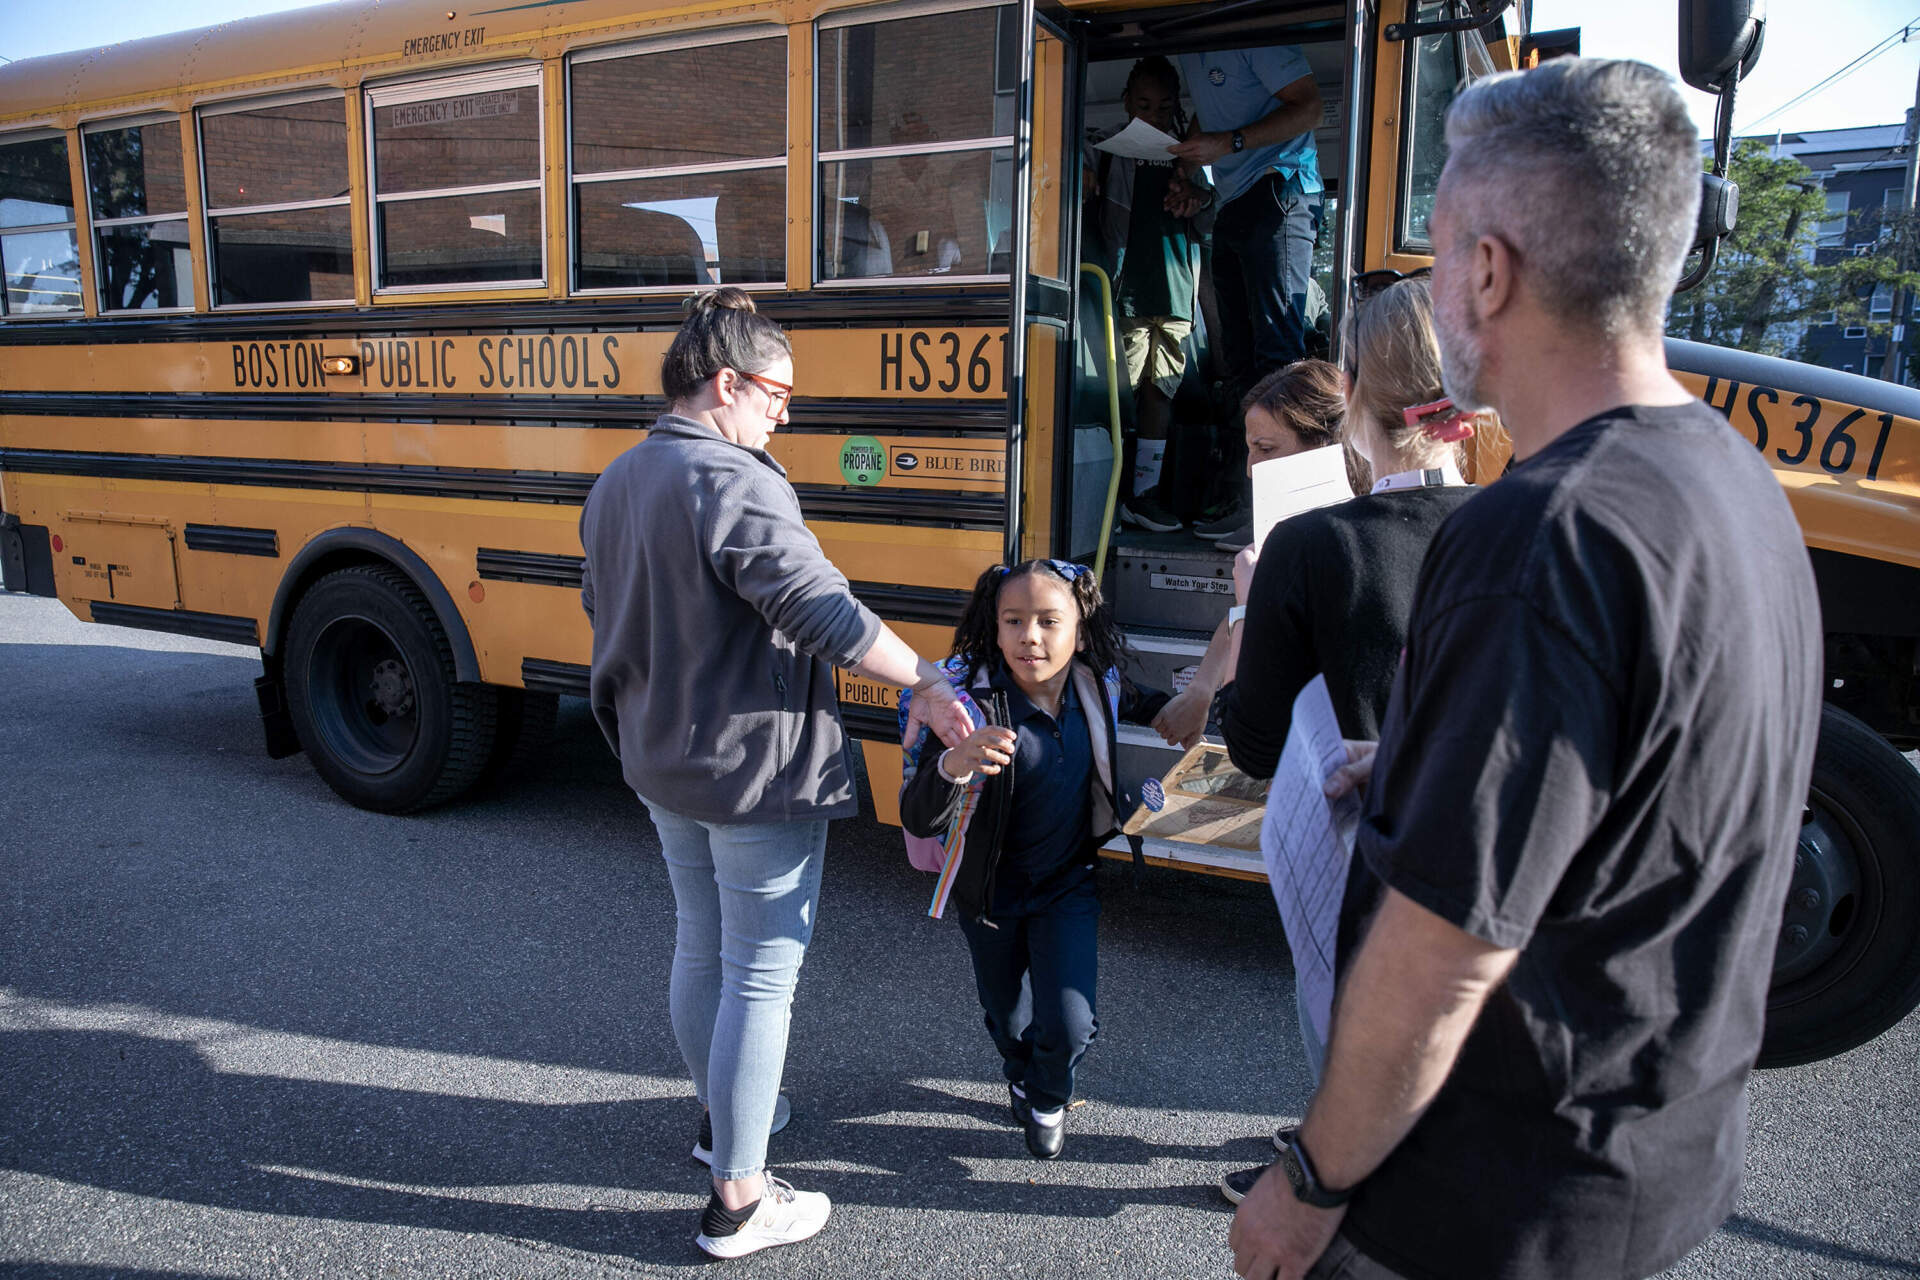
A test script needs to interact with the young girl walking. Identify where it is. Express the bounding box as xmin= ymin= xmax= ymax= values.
xmin=898 ymin=559 xmax=1163 ymax=1160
